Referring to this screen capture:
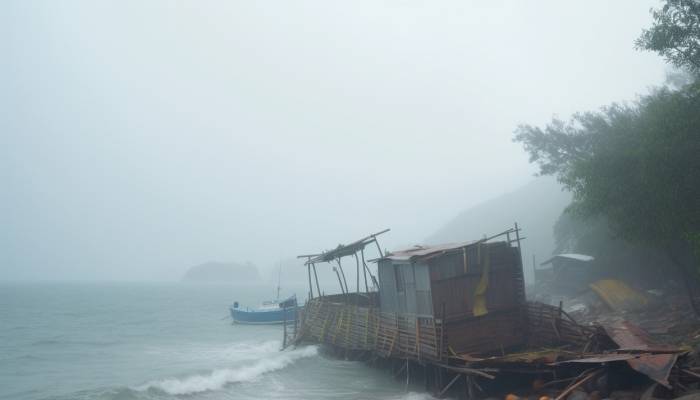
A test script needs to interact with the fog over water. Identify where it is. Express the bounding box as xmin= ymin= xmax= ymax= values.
xmin=2 ymin=1 xmax=666 ymax=281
